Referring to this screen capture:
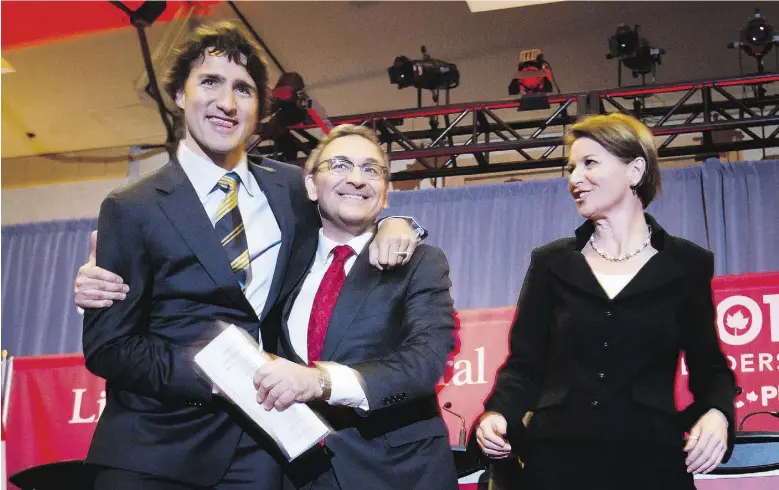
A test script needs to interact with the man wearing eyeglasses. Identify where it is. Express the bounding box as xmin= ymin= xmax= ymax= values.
xmin=252 ymin=124 xmax=459 ymax=490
